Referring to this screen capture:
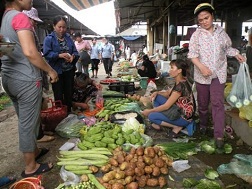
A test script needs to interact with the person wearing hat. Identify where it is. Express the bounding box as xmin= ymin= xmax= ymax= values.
xmin=72 ymin=73 xmax=101 ymax=111
xmin=188 ymin=3 xmax=245 ymax=149
xmin=23 ymin=8 xmax=55 ymax=143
